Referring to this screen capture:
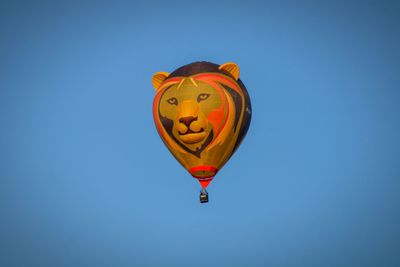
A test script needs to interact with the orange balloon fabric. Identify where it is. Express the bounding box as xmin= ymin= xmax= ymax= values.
xmin=152 ymin=61 xmax=251 ymax=188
